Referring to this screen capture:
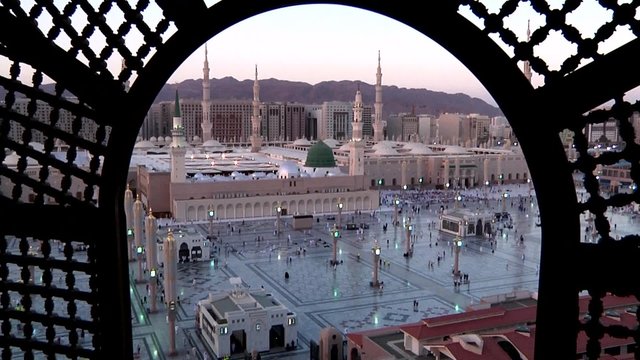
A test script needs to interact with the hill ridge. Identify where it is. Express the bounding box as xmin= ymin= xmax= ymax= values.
xmin=158 ymin=77 xmax=502 ymax=117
